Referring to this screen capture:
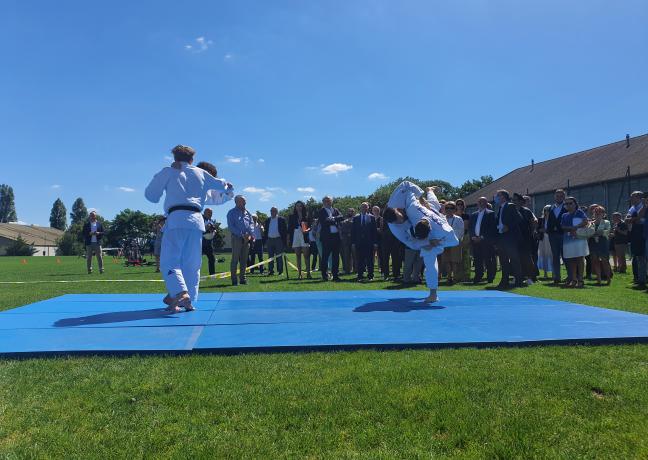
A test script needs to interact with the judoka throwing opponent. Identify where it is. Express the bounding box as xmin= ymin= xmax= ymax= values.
xmin=383 ymin=181 xmax=459 ymax=303
xmin=145 ymin=145 xmax=233 ymax=312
